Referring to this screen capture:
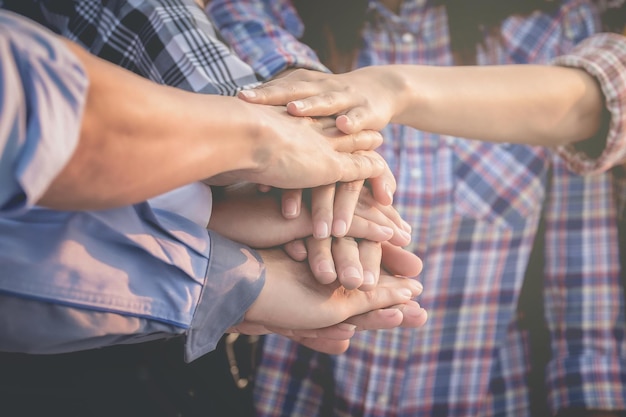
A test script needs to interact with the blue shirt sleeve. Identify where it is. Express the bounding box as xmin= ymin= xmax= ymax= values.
xmin=0 ymin=11 xmax=265 ymax=361
xmin=0 ymin=10 xmax=88 ymax=215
